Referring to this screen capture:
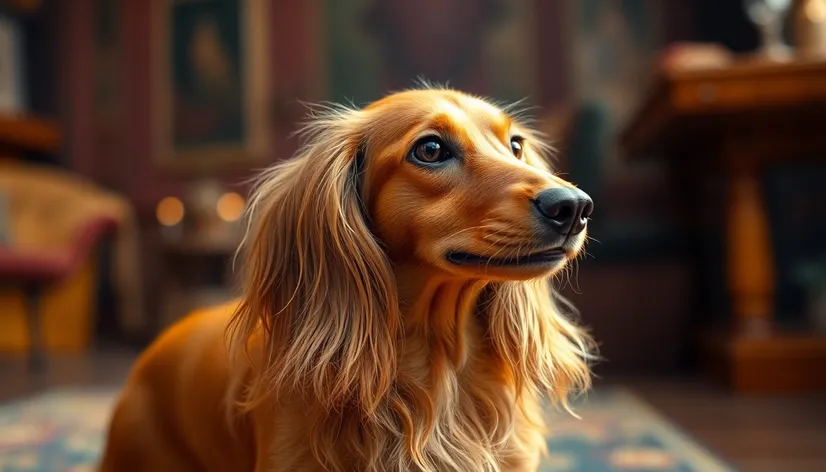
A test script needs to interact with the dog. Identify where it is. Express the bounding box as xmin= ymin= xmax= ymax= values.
xmin=98 ymin=87 xmax=595 ymax=472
